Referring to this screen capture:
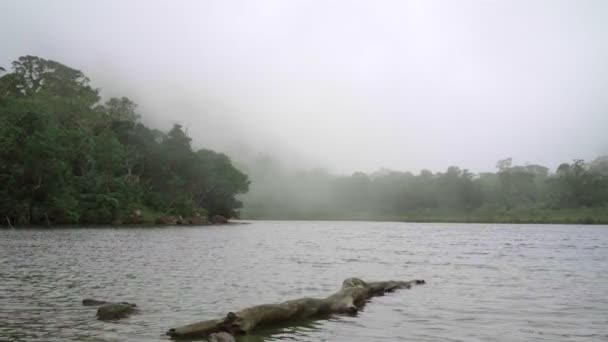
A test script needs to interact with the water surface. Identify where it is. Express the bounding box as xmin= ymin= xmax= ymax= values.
xmin=1 ymin=221 xmax=607 ymax=341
